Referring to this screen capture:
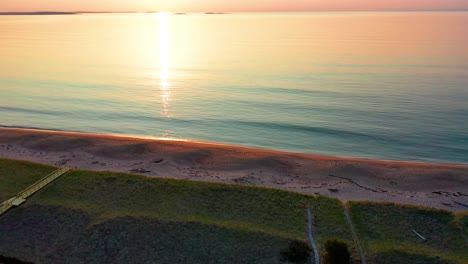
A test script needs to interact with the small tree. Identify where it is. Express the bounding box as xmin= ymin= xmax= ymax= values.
xmin=280 ymin=240 xmax=311 ymax=263
xmin=323 ymin=239 xmax=350 ymax=264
